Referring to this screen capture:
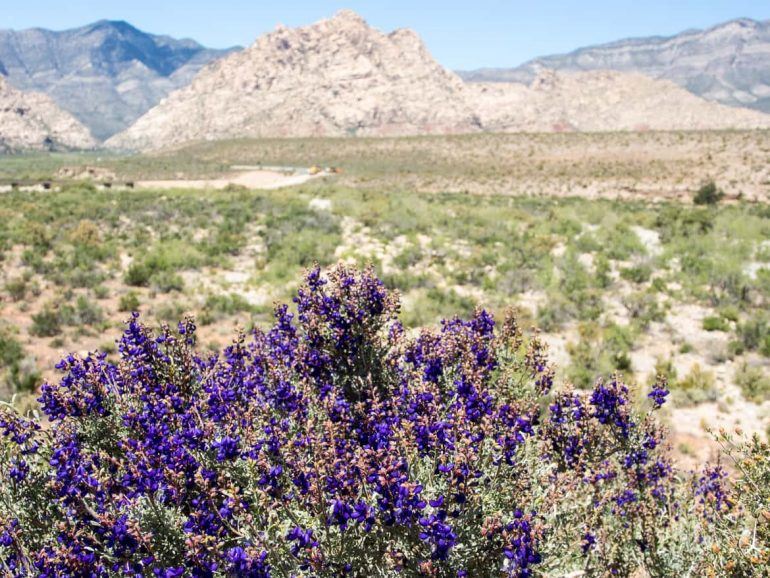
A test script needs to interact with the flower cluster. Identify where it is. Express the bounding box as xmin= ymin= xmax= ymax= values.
xmin=0 ymin=265 xmax=687 ymax=577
